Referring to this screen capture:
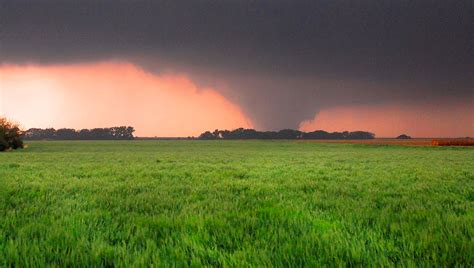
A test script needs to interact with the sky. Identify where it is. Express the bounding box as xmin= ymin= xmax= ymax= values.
xmin=0 ymin=0 xmax=472 ymax=137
